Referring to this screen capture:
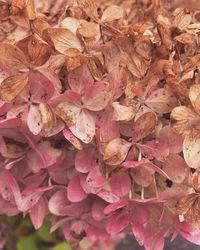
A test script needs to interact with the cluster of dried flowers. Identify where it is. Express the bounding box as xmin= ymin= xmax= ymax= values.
xmin=1 ymin=0 xmax=200 ymax=249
